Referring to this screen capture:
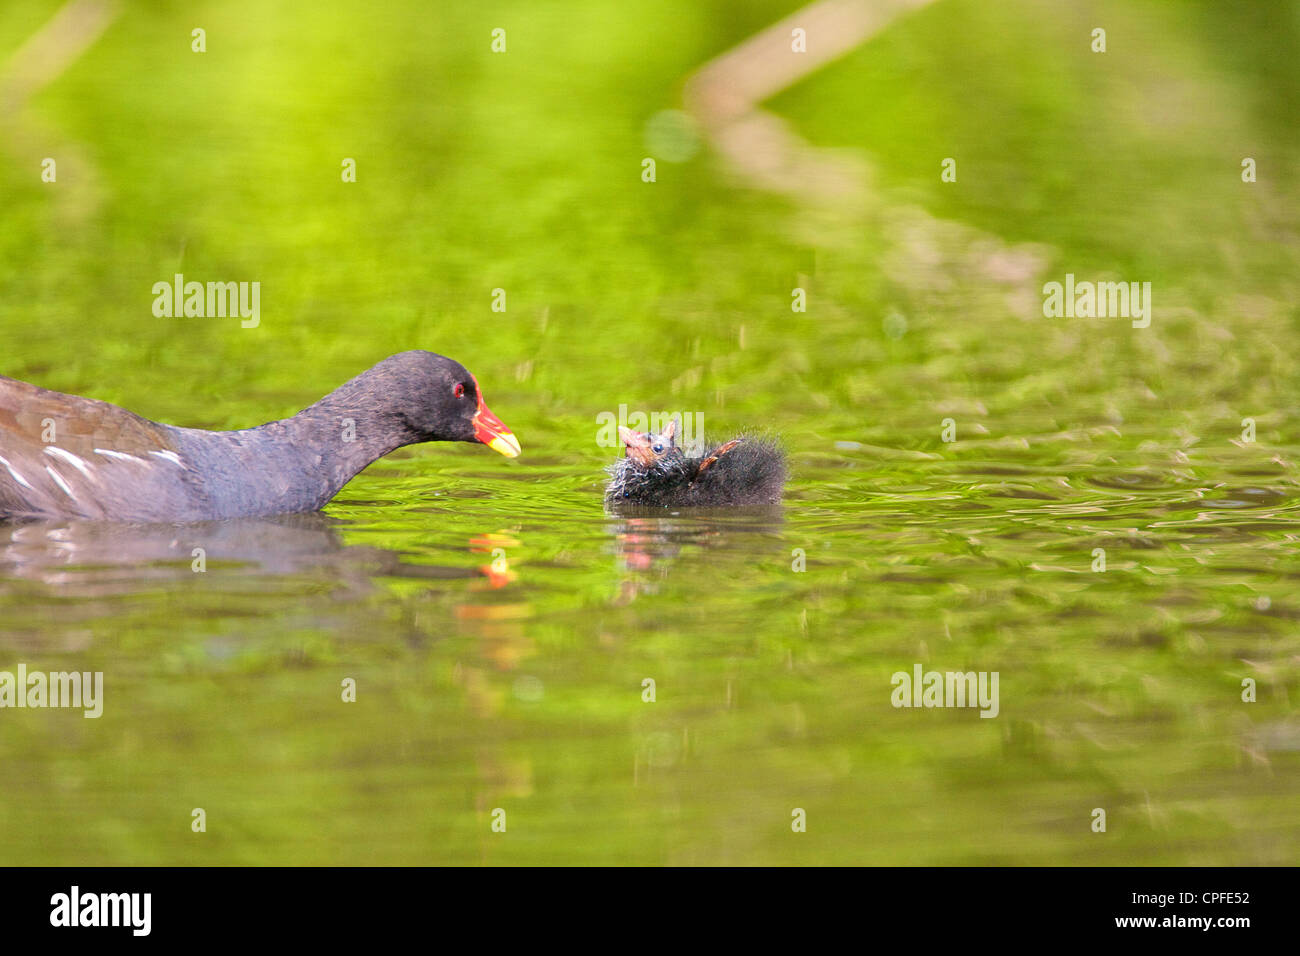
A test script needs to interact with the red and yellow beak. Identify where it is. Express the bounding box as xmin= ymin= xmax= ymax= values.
xmin=471 ymin=379 xmax=520 ymax=457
